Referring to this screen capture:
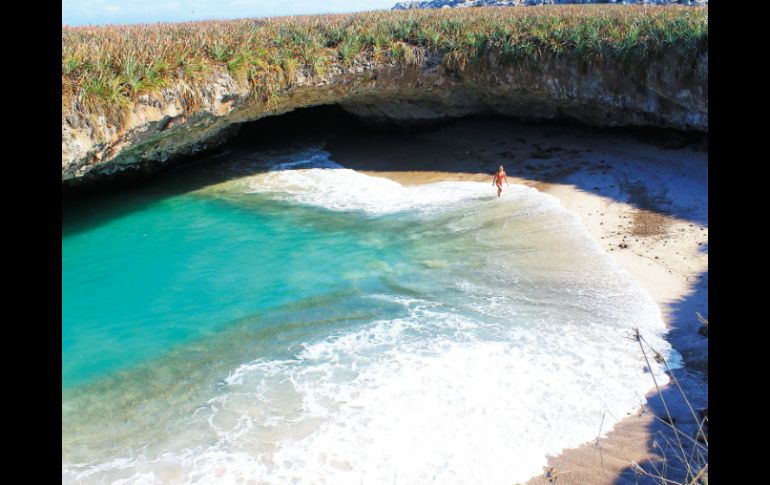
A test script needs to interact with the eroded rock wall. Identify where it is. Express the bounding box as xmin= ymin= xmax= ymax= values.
xmin=62 ymin=48 xmax=707 ymax=184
